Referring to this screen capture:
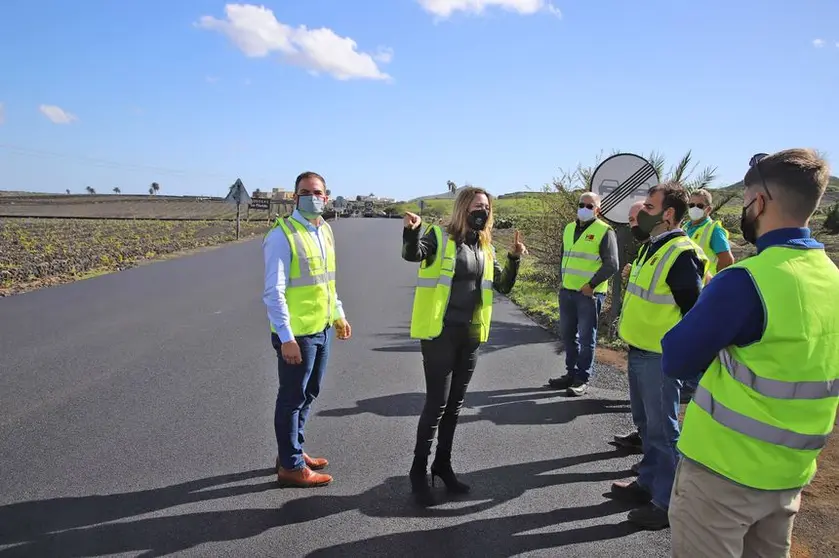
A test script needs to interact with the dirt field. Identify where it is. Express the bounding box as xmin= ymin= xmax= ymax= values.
xmin=0 ymin=217 xmax=271 ymax=296
xmin=0 ymin=193 xmax=289 ymax=220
